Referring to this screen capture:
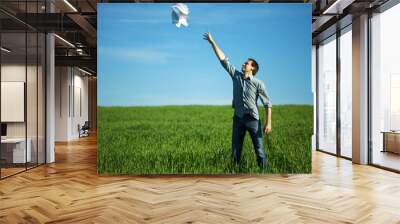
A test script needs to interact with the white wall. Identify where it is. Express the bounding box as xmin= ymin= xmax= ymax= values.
xmin=1 ymin=65 xmax=26 ymax=142
xmin=55 ymin=67 xmax=89 ymax=141
xmin=55 ymin=66 xmax=70 ymax=141
xmin=71 ymin=72 xmax=89 ymax=138
xmin=1 ymin=82 xmax=25 ymax=122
